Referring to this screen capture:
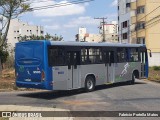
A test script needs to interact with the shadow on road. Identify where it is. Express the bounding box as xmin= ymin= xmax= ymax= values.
xmin=17 ymin=81 xmax=146 ymax=100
